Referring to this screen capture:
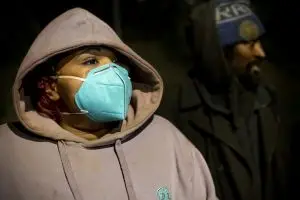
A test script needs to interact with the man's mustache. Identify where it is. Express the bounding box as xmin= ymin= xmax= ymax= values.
xmin=246 ymin=58 xmax=266 ymax=76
